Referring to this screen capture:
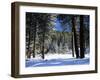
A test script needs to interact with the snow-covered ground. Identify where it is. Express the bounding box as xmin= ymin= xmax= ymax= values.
xmin=26 ymin=53 xmax=90 ymax=67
